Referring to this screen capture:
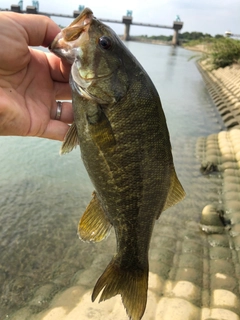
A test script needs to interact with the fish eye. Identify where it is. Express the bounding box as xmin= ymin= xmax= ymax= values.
xmin=98 ymin=36 xmax=112 ymax=50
